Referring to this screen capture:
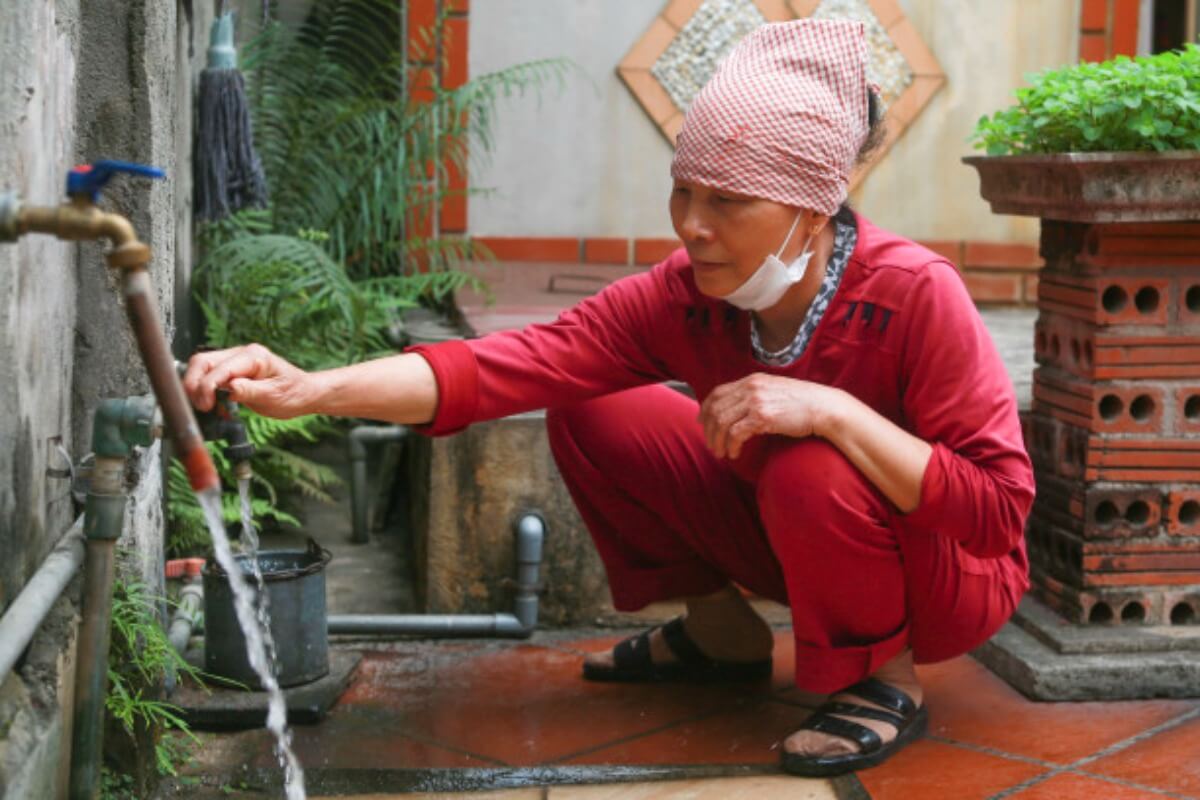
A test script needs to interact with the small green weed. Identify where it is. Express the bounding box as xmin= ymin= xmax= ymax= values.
xmin=102 ymin=573 xmax=205 ymax=798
